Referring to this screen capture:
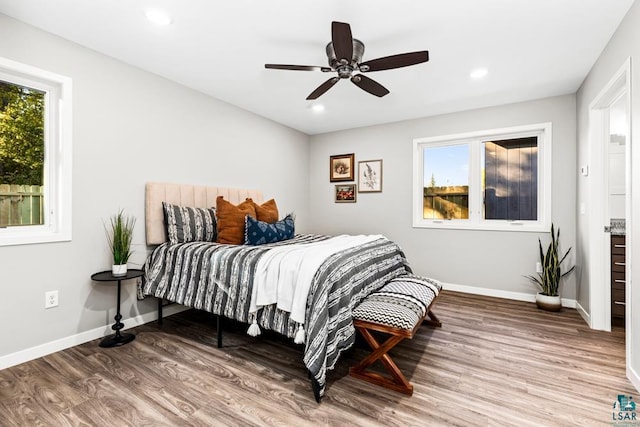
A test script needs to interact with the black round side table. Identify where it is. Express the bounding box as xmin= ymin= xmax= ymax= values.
xmin=91 ymin=269 xmax=144 ymax=348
